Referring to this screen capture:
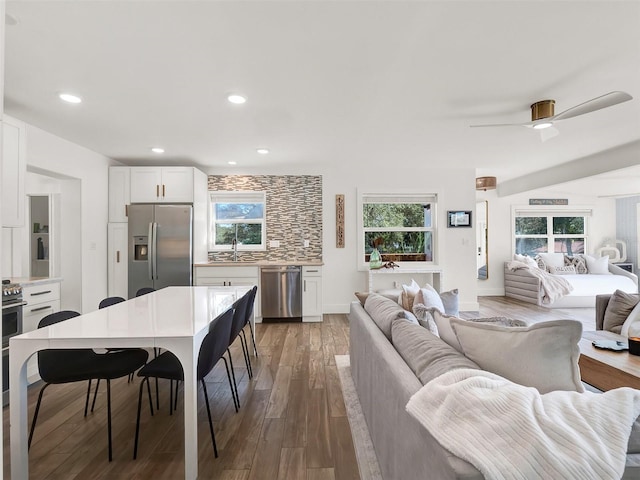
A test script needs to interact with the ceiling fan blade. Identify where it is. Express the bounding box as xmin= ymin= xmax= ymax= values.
xmin=551 ymin=91 xmax=632 ymax=121
xmin=539 ymin=126 xmax=559 ymax=142
xmin=469 ymin=123 xmax=528 ymax=128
